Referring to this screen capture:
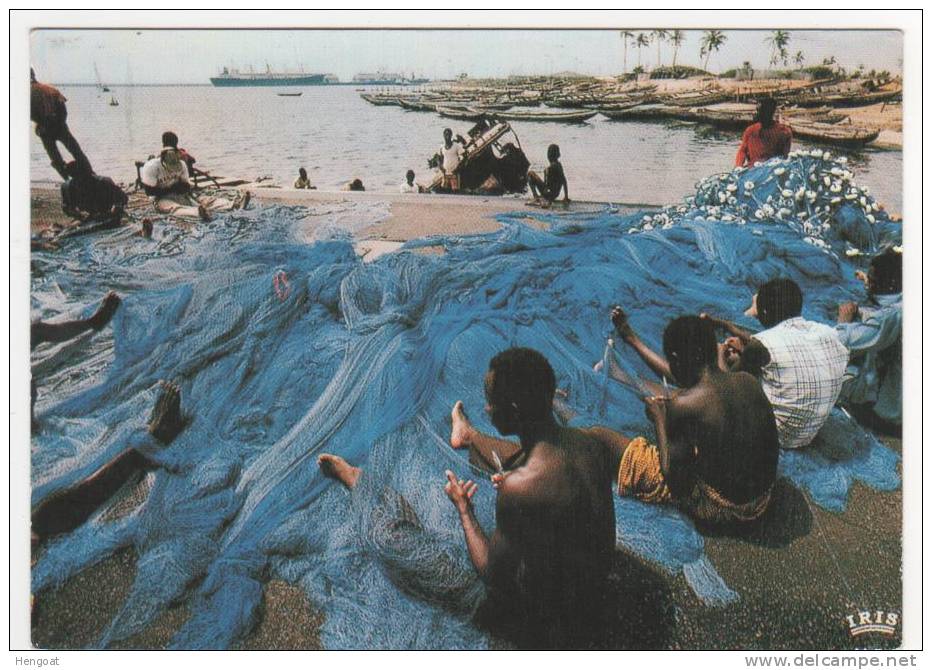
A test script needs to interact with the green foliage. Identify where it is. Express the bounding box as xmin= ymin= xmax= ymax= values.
xmin=651 ymin=65 xmax=711 ymax=79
